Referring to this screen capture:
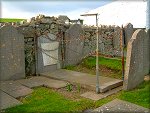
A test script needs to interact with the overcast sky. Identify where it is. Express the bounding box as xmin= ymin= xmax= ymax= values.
xmin=1 ymin=0 xmax=112 ymax=19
